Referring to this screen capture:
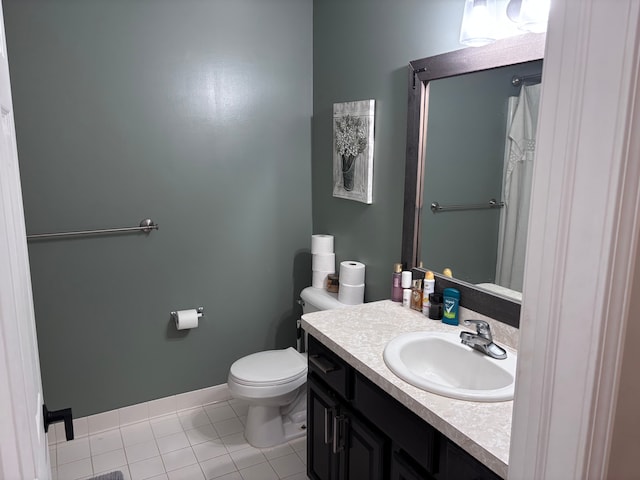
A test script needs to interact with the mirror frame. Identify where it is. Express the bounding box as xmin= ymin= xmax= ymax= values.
xmin=402 ymin=33 xmax=545 ymax=327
